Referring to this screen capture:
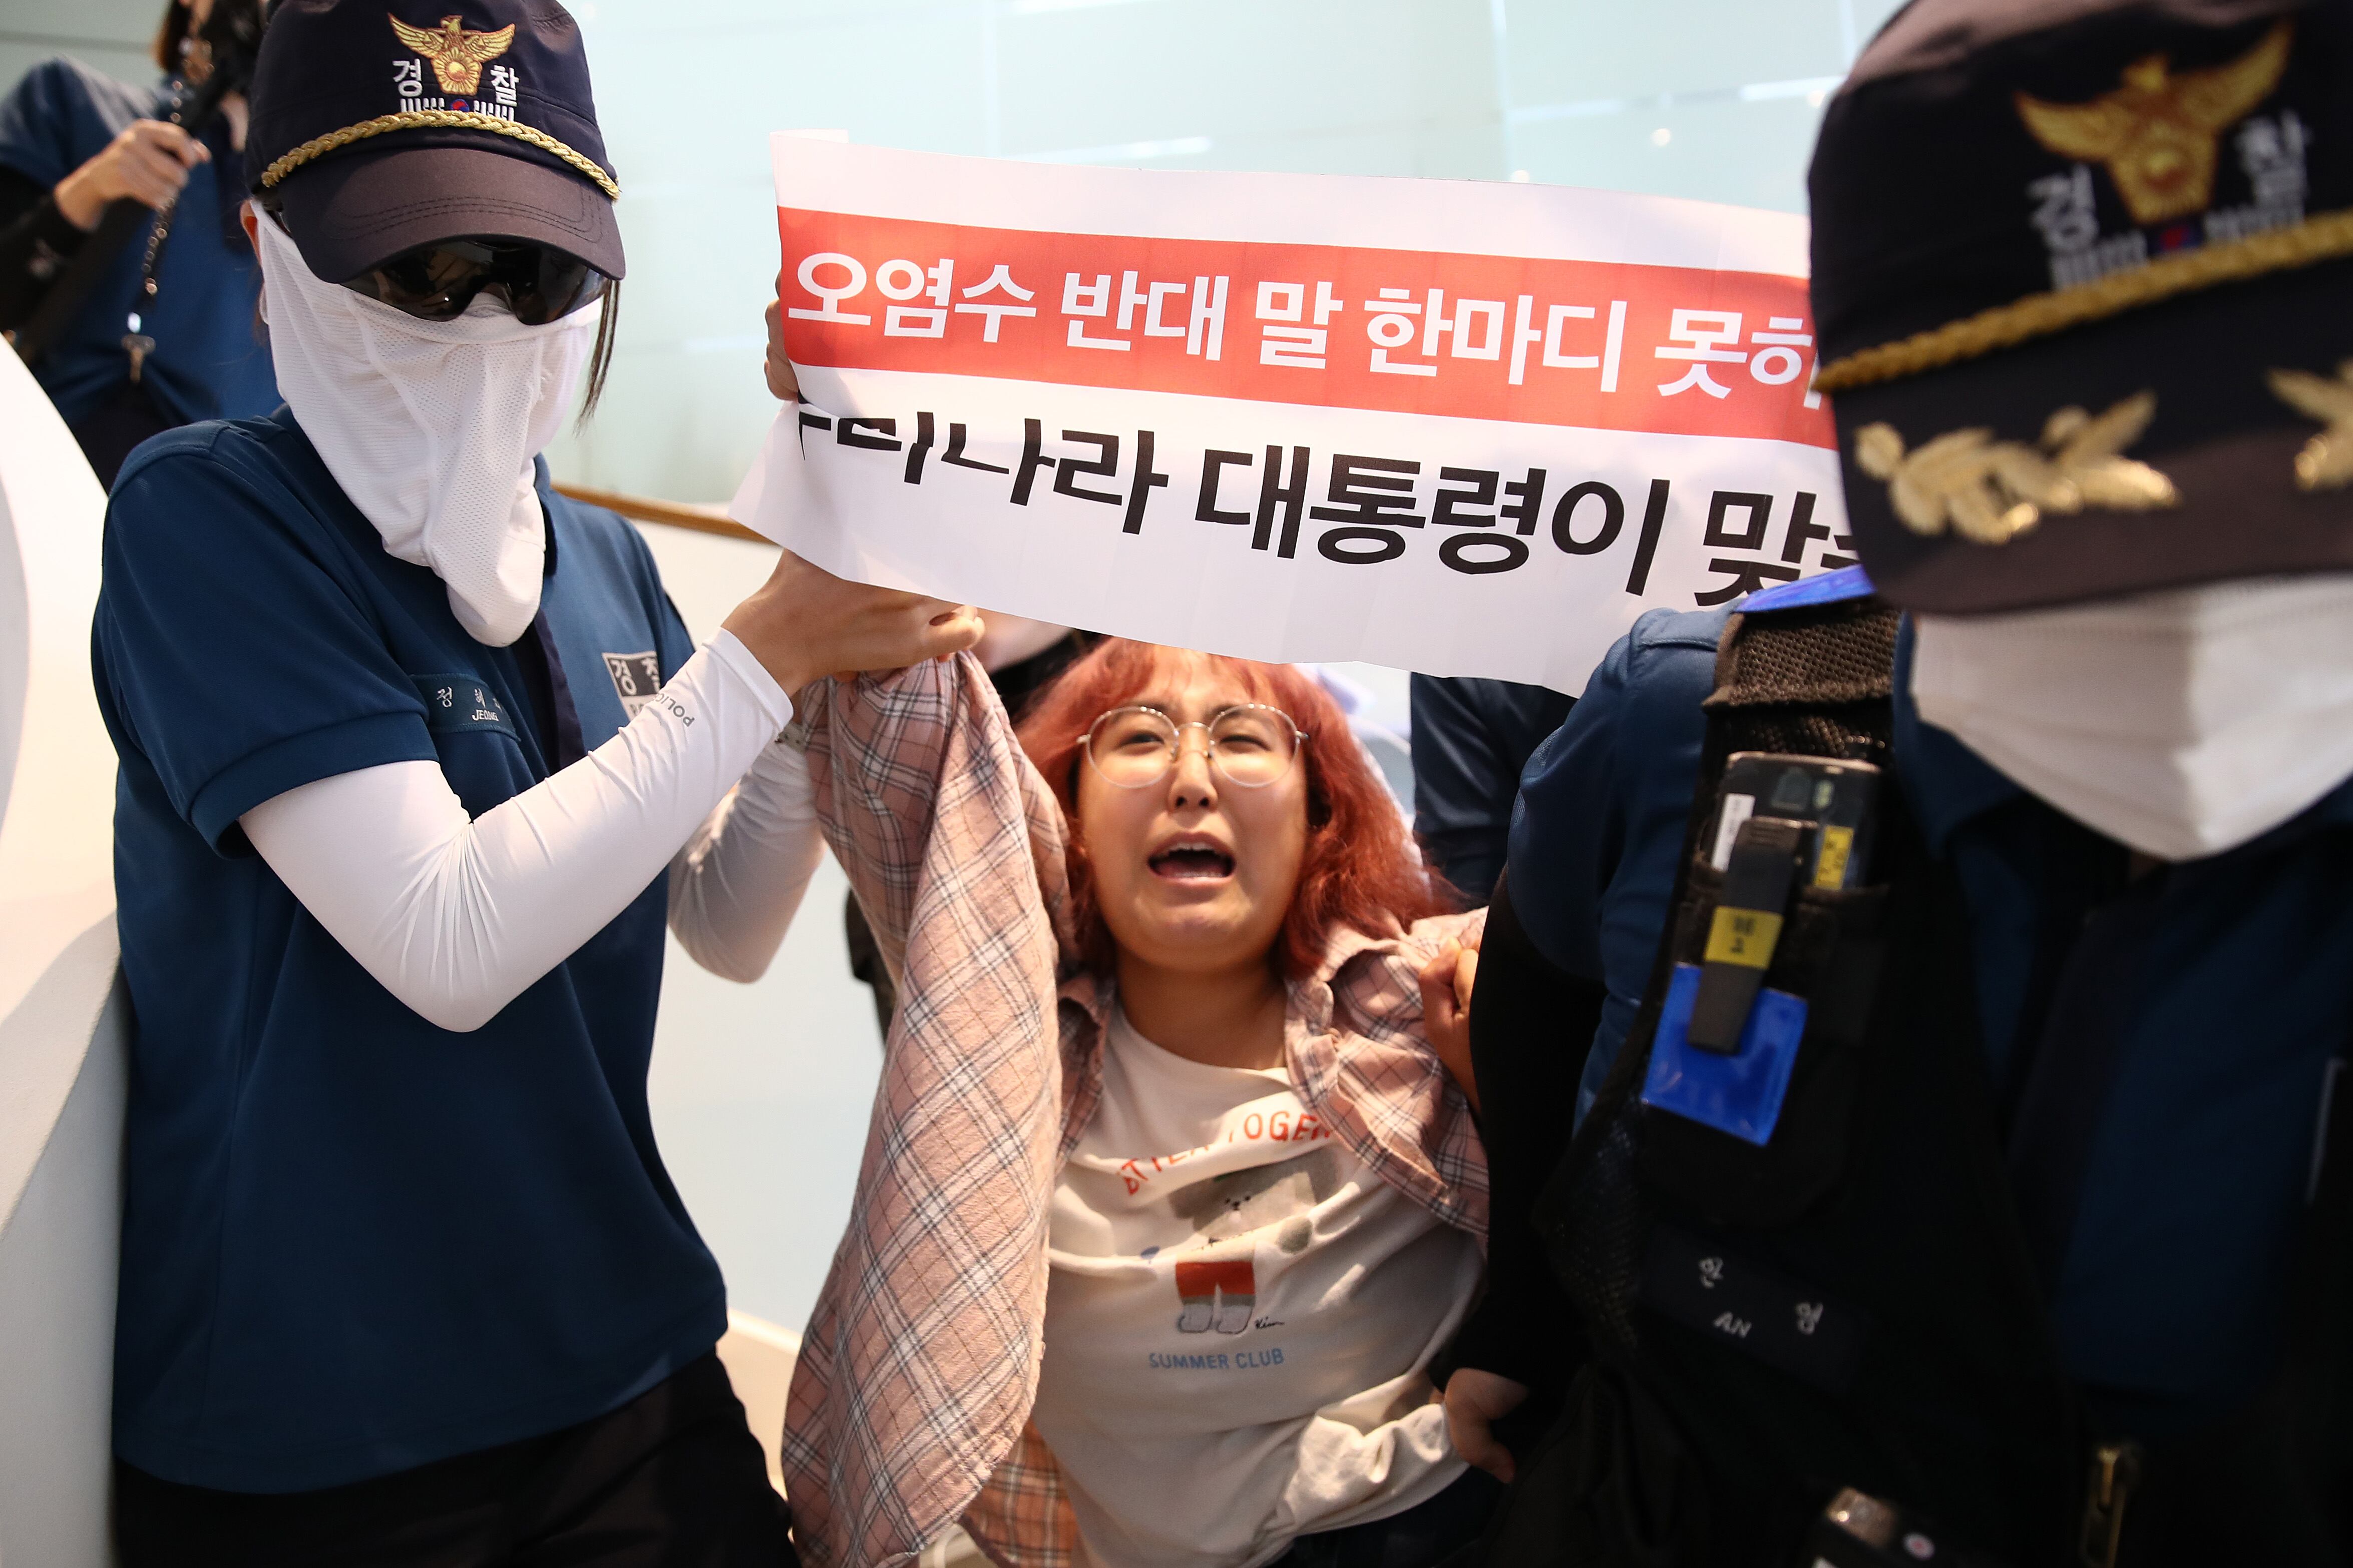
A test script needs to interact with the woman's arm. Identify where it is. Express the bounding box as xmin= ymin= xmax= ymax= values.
xmin=790 ymin=653 xmax=1072 ymax=996
xmin=242 ymin=634 xmax=793 ymax=1031
xmin=762 ymin=306 xmax=1070 ymax=986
